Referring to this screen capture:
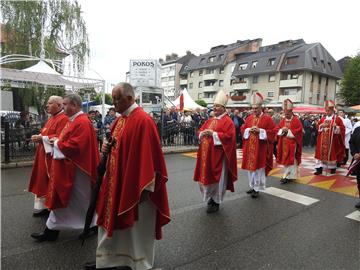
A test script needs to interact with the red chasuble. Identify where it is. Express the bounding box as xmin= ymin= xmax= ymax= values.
xmin=193 ymin=114 xmax=237 ymax=191
xmin=46 ymin=113 xmax=100 ymax=210
xmin=96 ymin=107 xmax=170 ymax=239
xmin=314 ymin=115 xmax=345 ymax=163
xmin=276 ymin=115 xmax=303 ymax=166
xmin=28 ymin=111 xmax=68 ymax=197
xmin=241 ymin=113 xmax=276 ymax=176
